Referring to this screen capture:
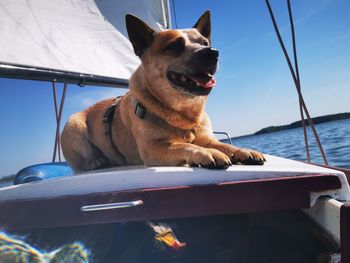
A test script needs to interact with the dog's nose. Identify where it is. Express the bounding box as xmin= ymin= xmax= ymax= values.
xmin=199 ymin=47 xmax=219 ymax=62
xmin=210 ymin=48 xmax=219 ymax=60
